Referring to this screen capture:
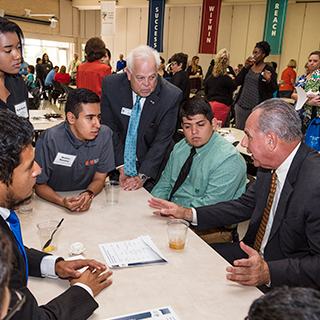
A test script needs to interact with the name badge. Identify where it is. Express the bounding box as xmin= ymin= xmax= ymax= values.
xmin=53 ymin=152 xmax=76 ymax=167
xmin=121 ymin=107 xmax=132 ymax=116
xmin=14 ymin=101 xmax=28 ymax=118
